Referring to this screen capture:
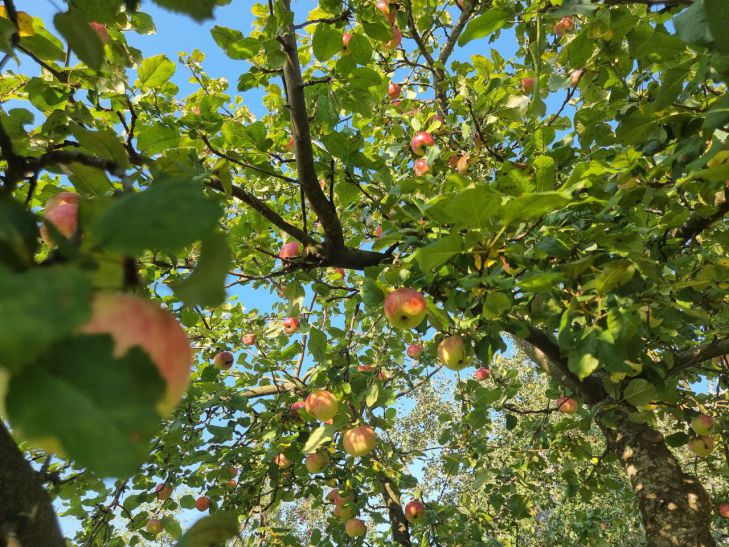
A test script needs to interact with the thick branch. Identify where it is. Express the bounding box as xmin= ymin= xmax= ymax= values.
xmin=379 ymin=477 xmax=411 ymax=546
xmin=670 ymin=335 xmax=729 ymax=375
xmin=675 ymin=193 xmax=729 ymax=243
xmin=438 ymin=1 xmax=475 ymax=65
